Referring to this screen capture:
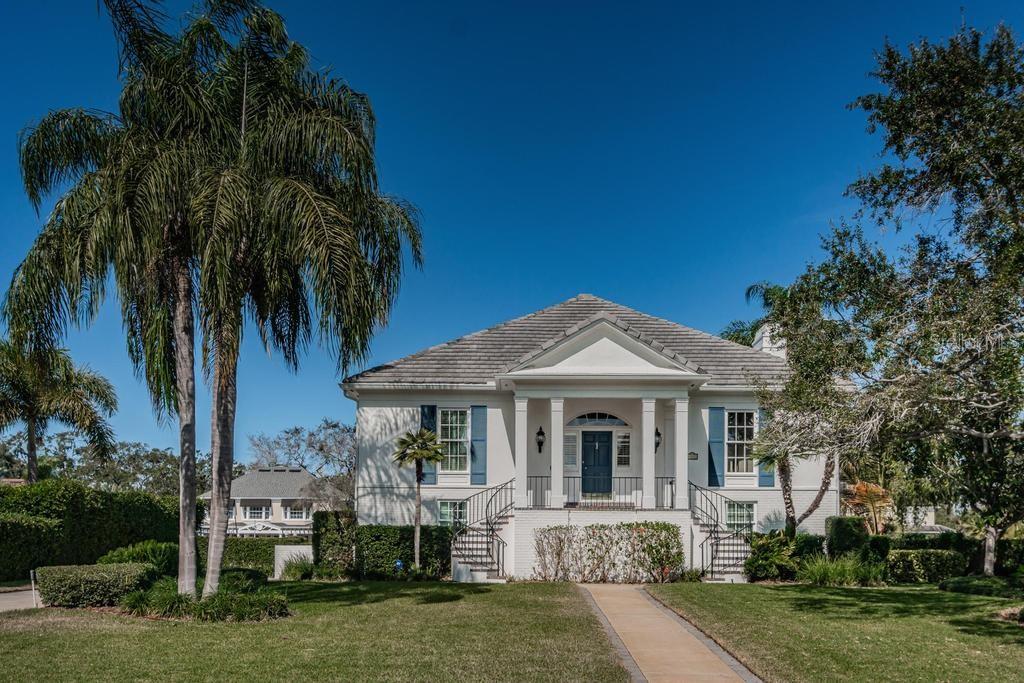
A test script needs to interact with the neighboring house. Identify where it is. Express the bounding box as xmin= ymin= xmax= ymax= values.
xmin=343 ymin=294 xmax=840 ymax=581
xmin=199 ymin=465 xmax=323 ymax=537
